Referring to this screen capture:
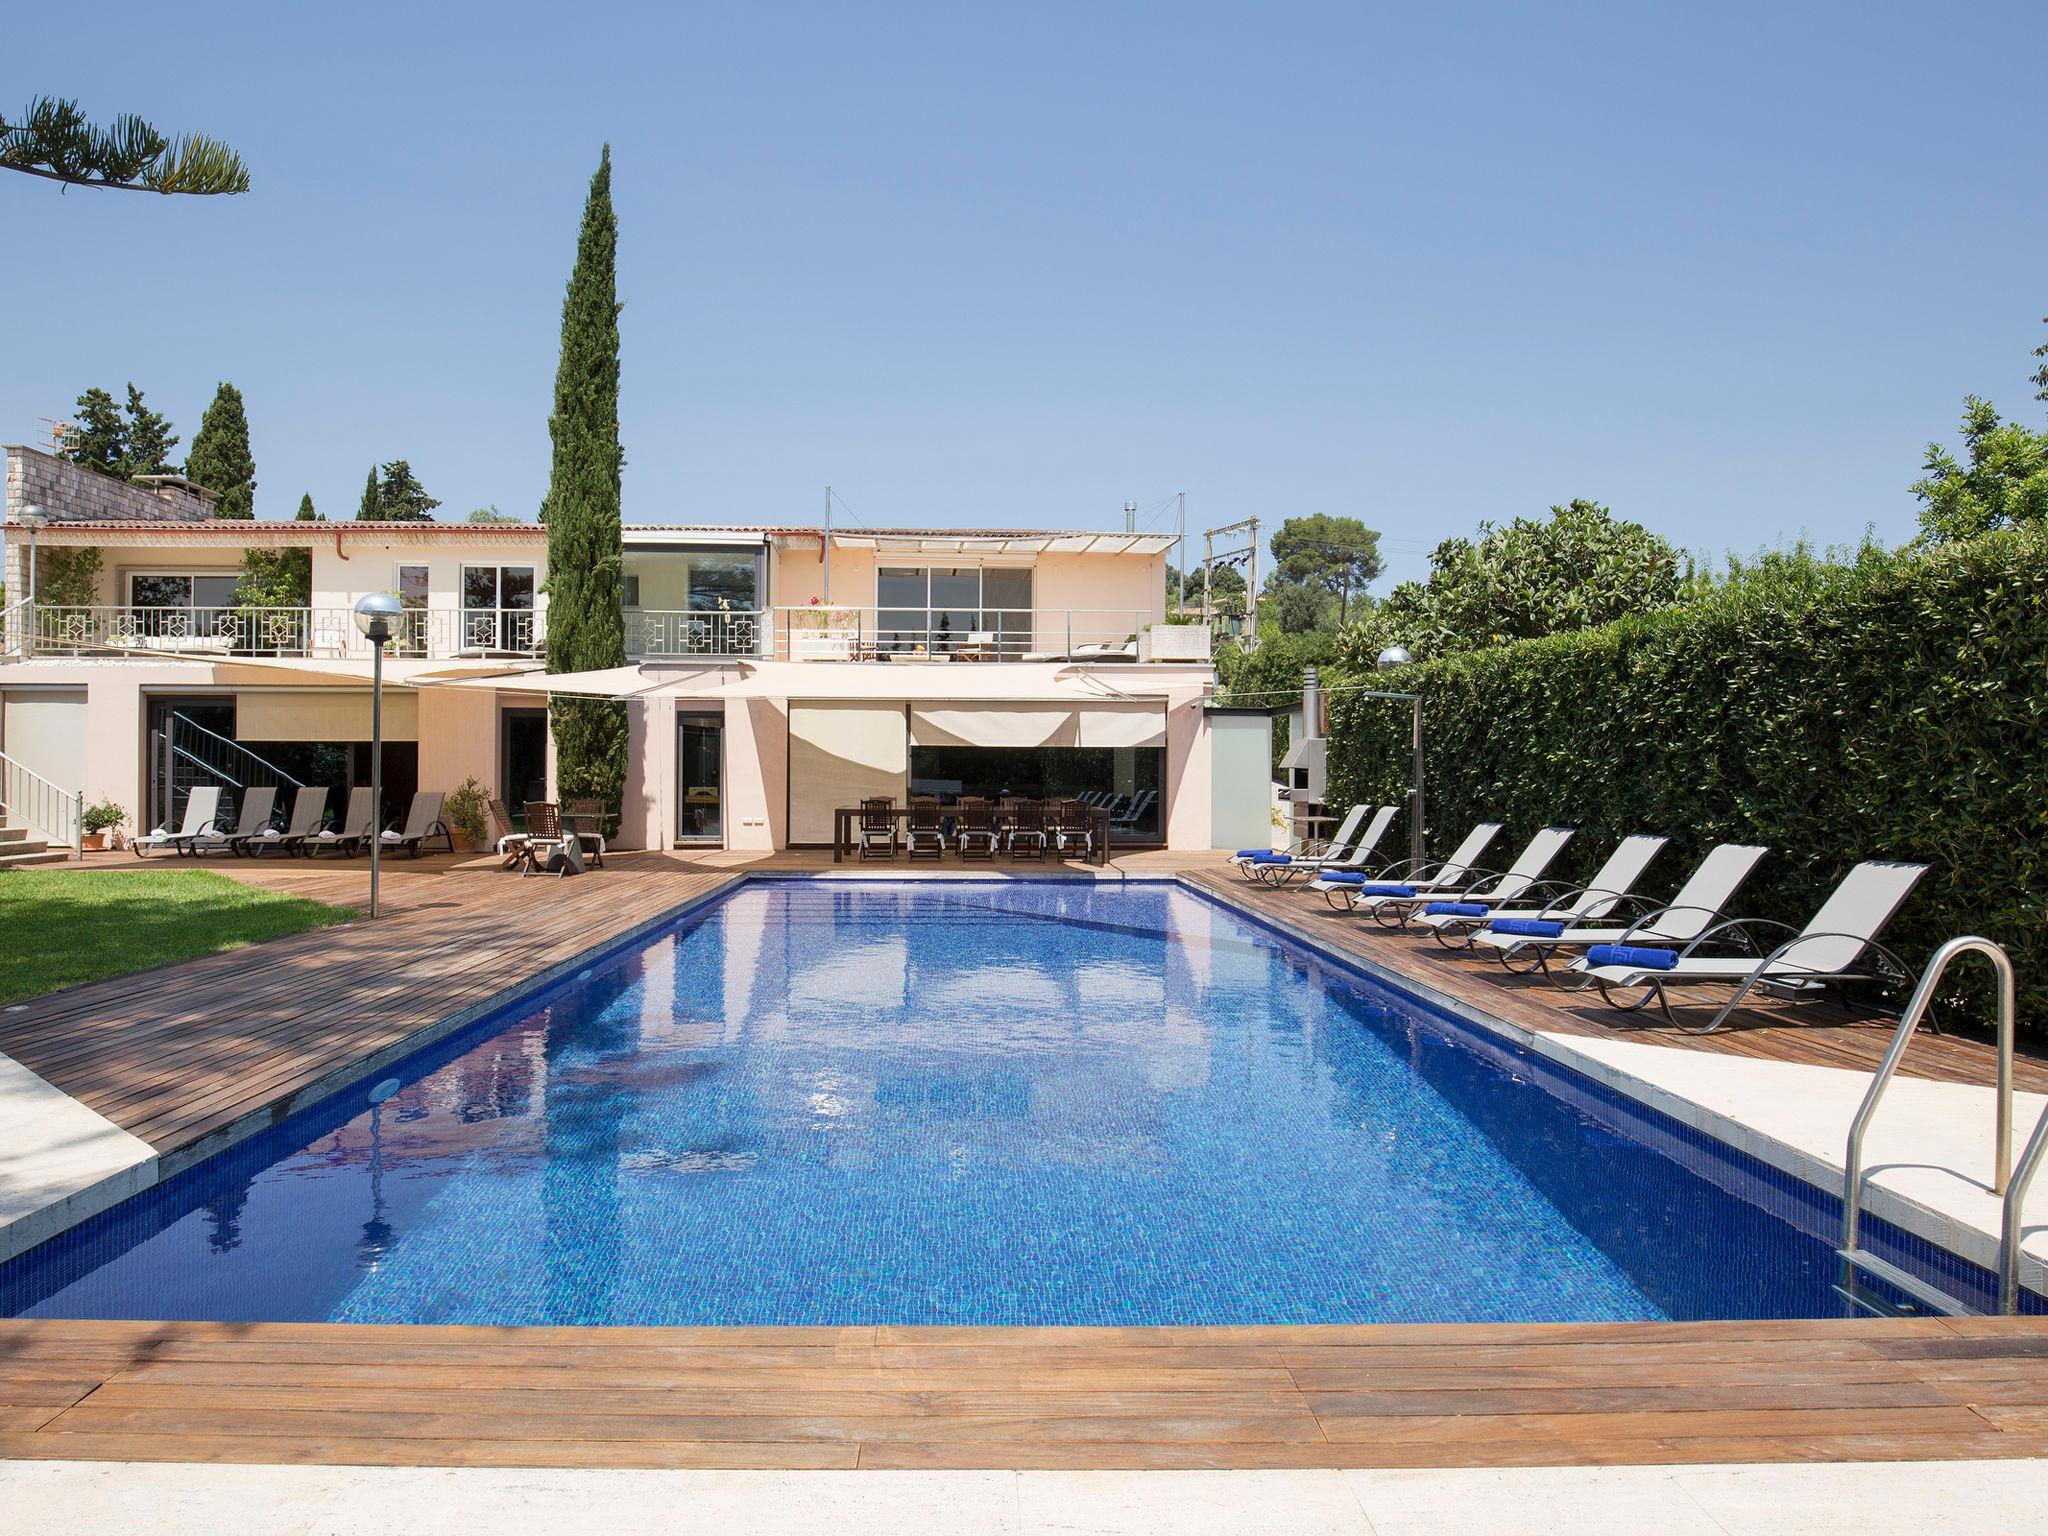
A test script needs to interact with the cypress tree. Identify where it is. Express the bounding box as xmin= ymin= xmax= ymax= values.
xmin=295 ymin=492 xmax=319 ymax=521
xmin=540 ymin=146 xmax=628 ymax=814
xmin=185 ymin=382 xmax=257 ymax=518
xmin=357 ymin=465 xmax=381 ymax=521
